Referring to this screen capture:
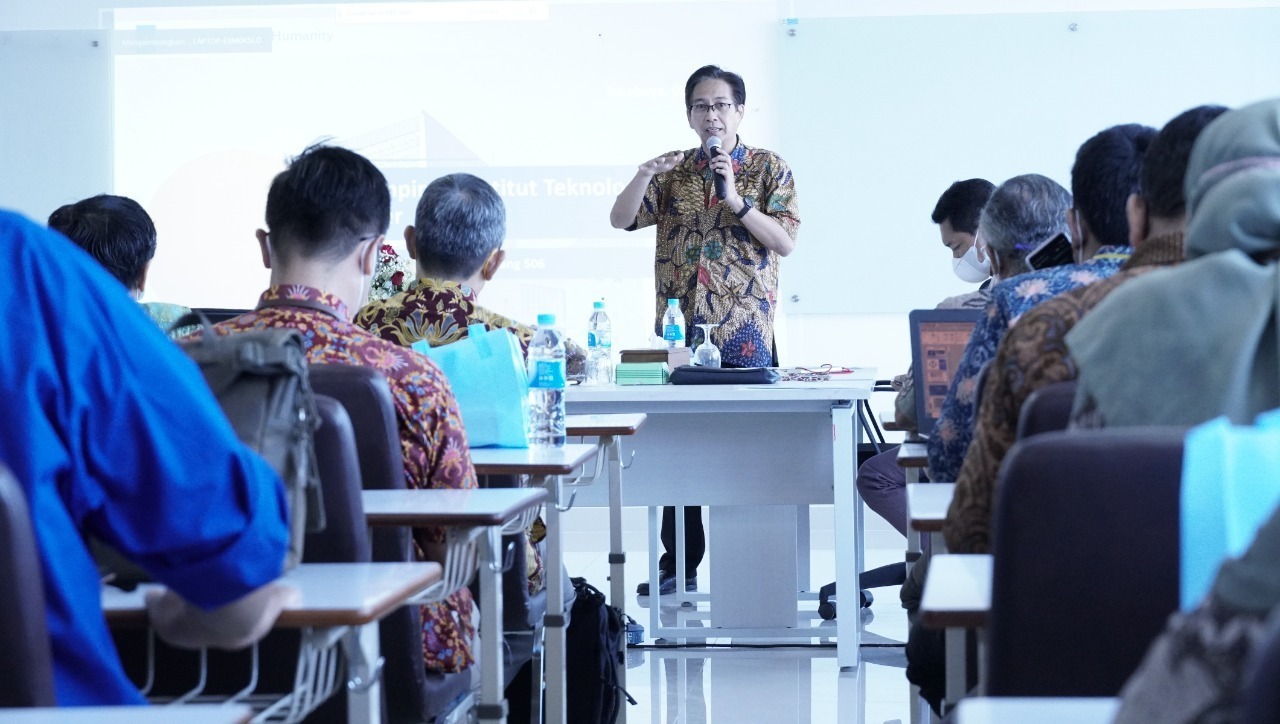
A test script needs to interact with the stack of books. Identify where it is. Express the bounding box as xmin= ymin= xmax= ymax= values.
xmin=619 ymin=347 xmax=691 ymax=368
xmin=614 ymin=362 xmax=670 ymax=385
